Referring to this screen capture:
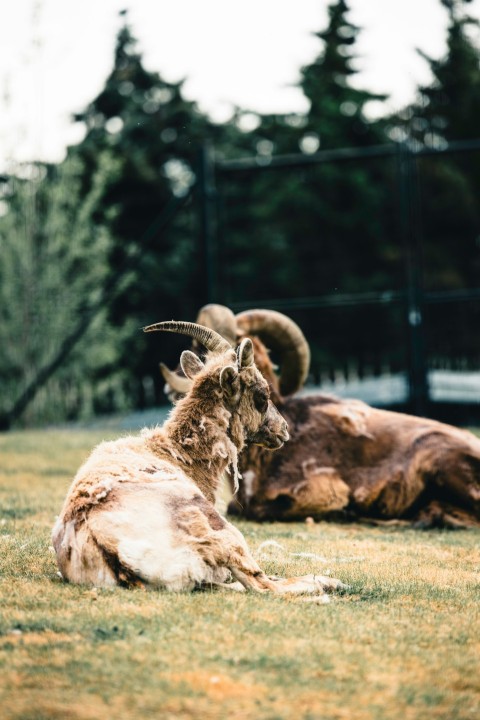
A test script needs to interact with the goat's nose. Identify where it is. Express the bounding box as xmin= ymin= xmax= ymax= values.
xmin=281 ymin=420 xmax=290 ymax=442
